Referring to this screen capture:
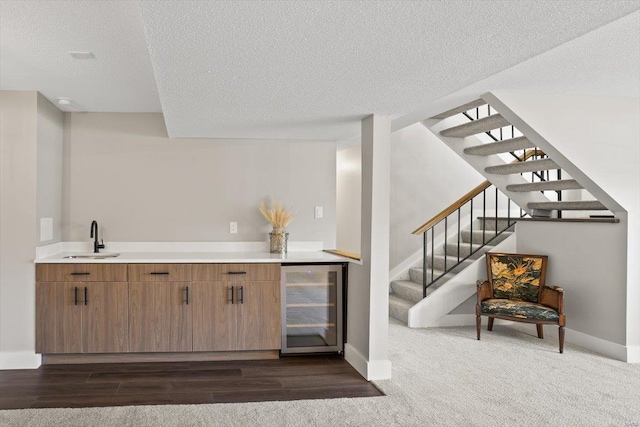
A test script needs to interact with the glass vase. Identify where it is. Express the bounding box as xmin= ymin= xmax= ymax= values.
xmin=269 ymin=228 xmax=289 ymax=254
